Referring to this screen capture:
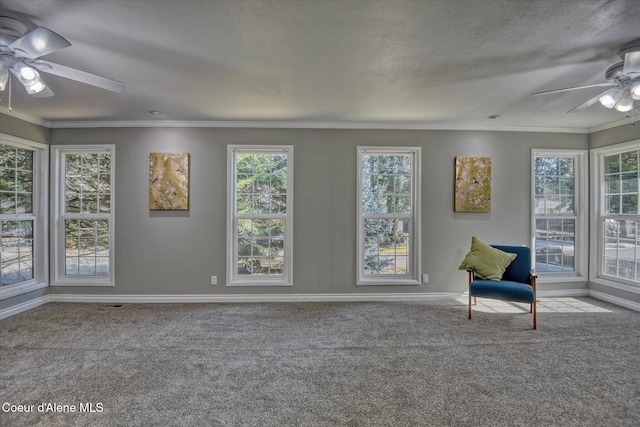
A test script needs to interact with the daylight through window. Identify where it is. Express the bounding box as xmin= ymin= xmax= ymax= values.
xmin=601 ymin=147 xmax=640 ymax=284
xmin=227 ymin=146 xmax=293 ymax=286
xmin=534 ymin=155 xmax=577 ymax=272
xmin=53 ymin=146 xmax=115 ymax=286
xmin=1 ymin=145 xmax=35 ymax=286
xmin=357 ymin=147 xmax=421 ymax=285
